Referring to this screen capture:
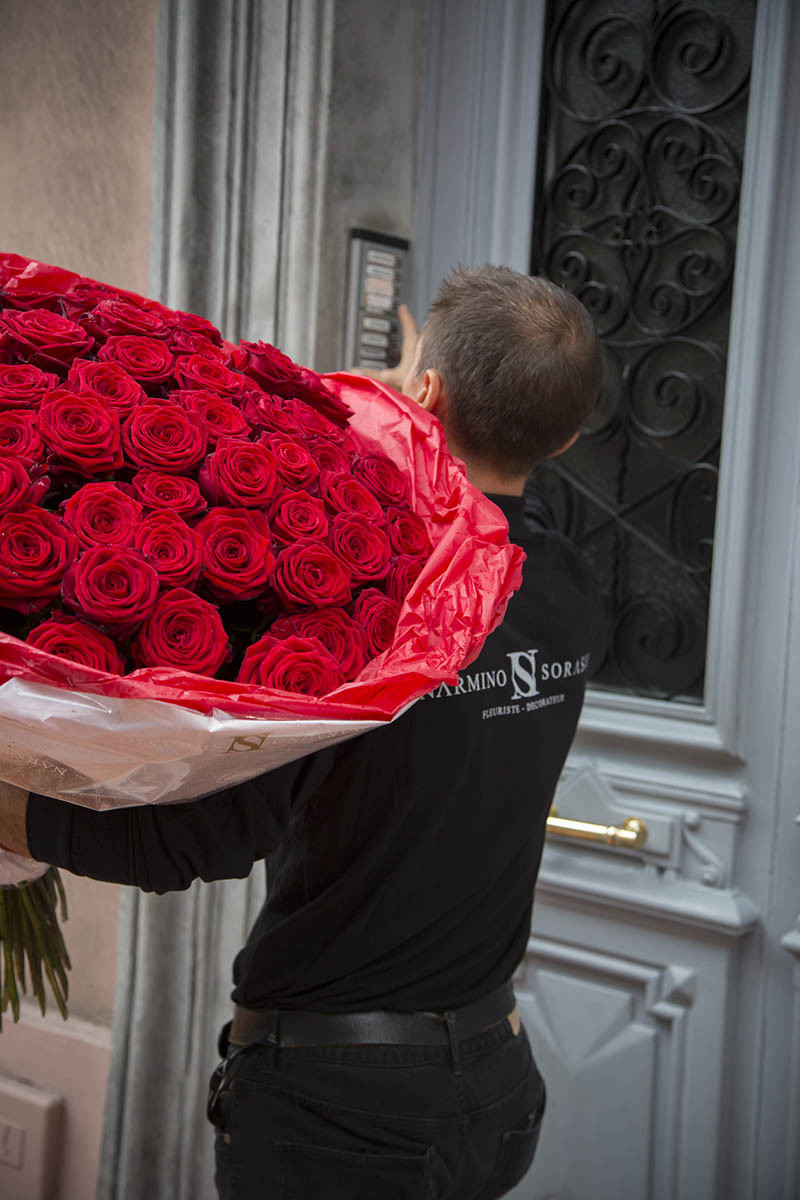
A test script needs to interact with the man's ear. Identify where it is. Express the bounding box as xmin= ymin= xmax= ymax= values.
xmin=413 ymin=368 xmax=445 ymax=414
xmin=549 ymin=430 xmax=579 ymax=457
